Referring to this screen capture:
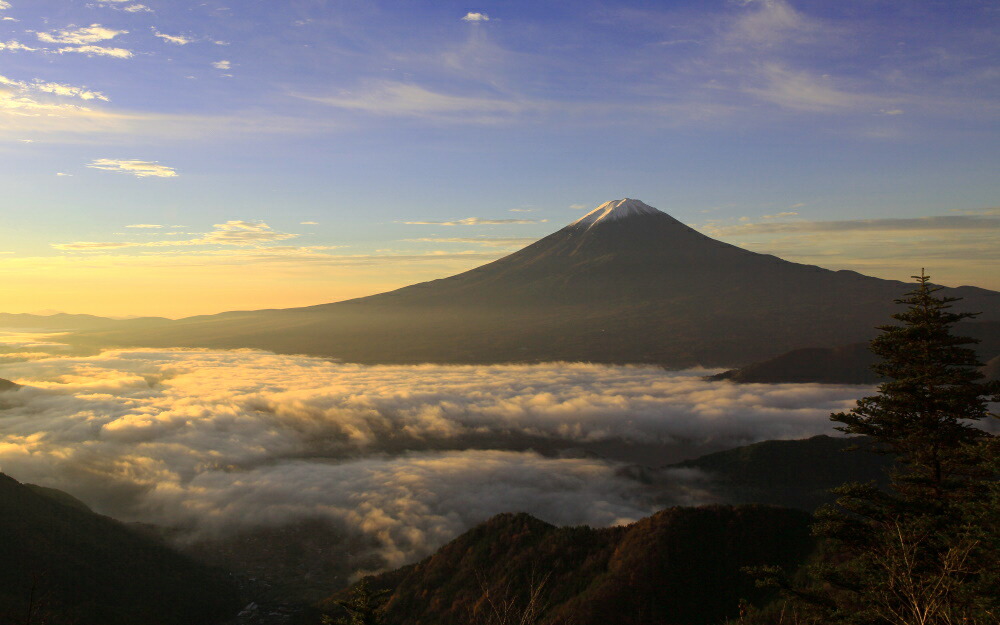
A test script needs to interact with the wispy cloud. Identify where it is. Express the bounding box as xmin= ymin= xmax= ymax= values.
xmin=0 ymin=75 xmax=108 ymax=102
xmin=58 ymin=45 xmax=133 ymax=59
xmin=702 ymin=213 xmax=1000 ymax=237
xmin=744 ymin=63 xmax=890 ymax=113
xmin=403 ymin=217 xmax=544 ymax=226
xmin=36 ymin=24 xmax=126 ymax=45
xmin=0 ymin=40 xmax=36 ymax=52
xmin=724 ymin=0 xmax=819 ymax=48
xmin=461 ymin=12 xmax=490 ymax=22
xmin=92 ymin=0 xmax=151 ymax=11
xmin=53 ymin=221 xmax=298 ymax=250
xmin=87 ymin=158 xmax=177 ymax=178
xmin=151 ymin=29 xmax=192 ymax=45
xmin=212 ymin=60 xmax=231 ymax=70
xmin=301 ymin=81 xmax=535 ymax=121
xmin=405 ymin=237 xmax=536 ymax=248
xmin=300 ymin=221 xmax=319 ymax=225
xmin=698 ymin=211 xmax=1000 ymax=289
